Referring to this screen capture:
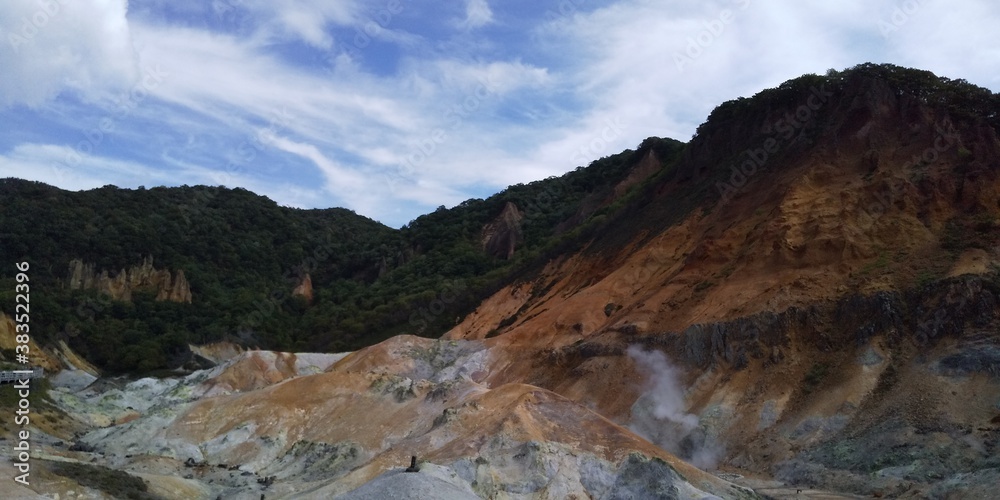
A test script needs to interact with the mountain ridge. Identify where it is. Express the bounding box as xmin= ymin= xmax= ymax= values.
xmin=3 ymin=63 xmax=999 ymax=373
xmin=2 ymin=62 xmax=1000 ymax=498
